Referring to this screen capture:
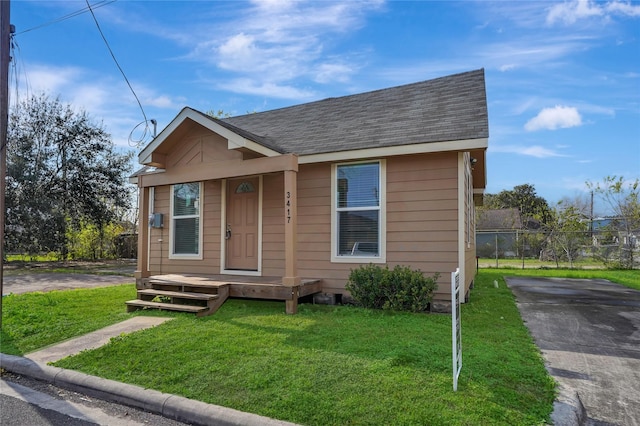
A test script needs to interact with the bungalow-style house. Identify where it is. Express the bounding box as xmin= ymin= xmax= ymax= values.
xmin=128 ymin=69 xmax=489 ymax=316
